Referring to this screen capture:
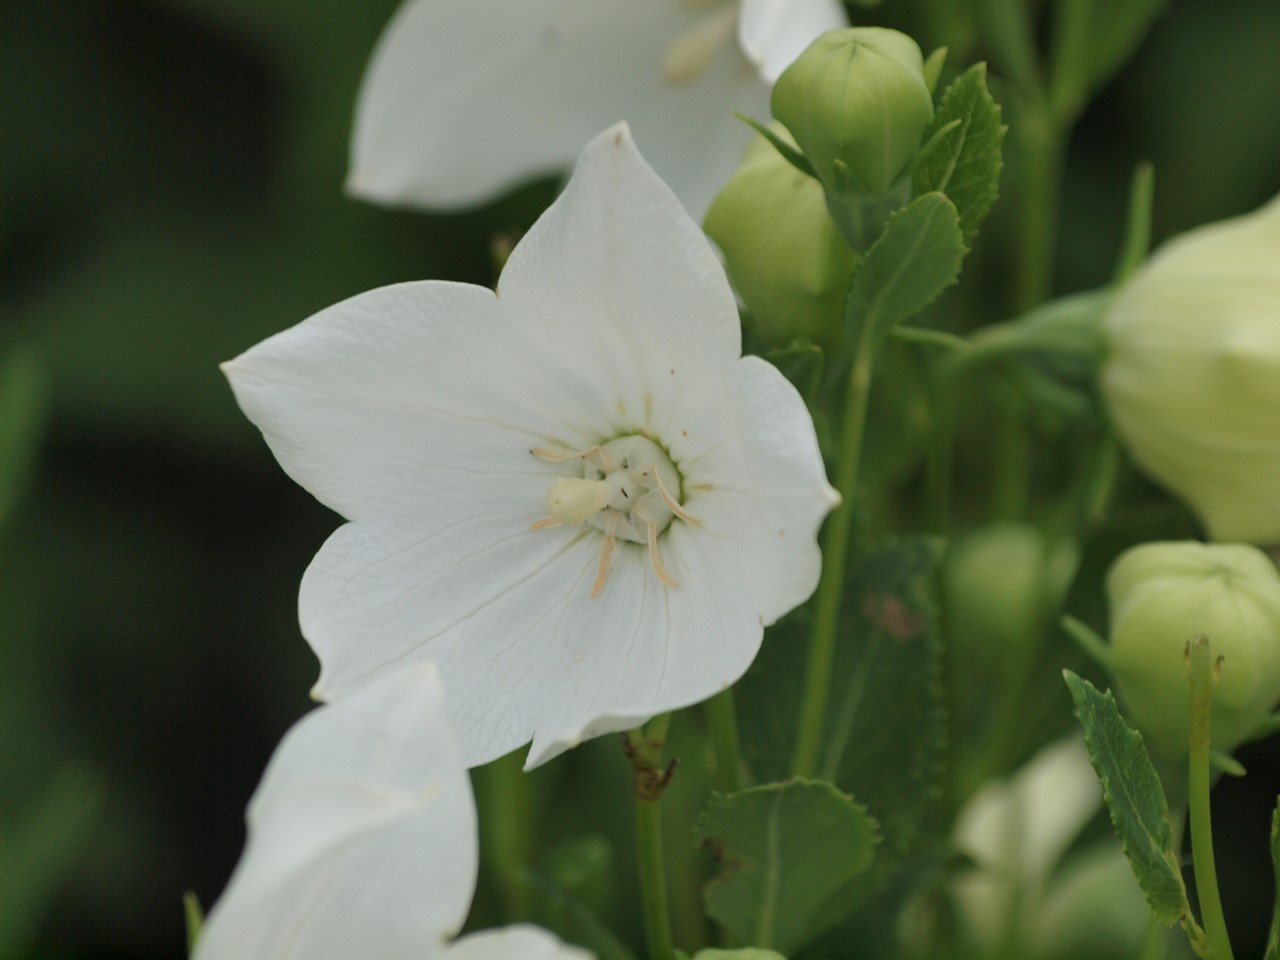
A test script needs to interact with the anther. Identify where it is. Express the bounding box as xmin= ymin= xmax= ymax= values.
xmin=646 ymin=518 xmax=679 ymax=588
xmin=651 ymin=467 xmax=700 ymax=525
xmin=592 ymin=514 xmax=619 ymax=598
